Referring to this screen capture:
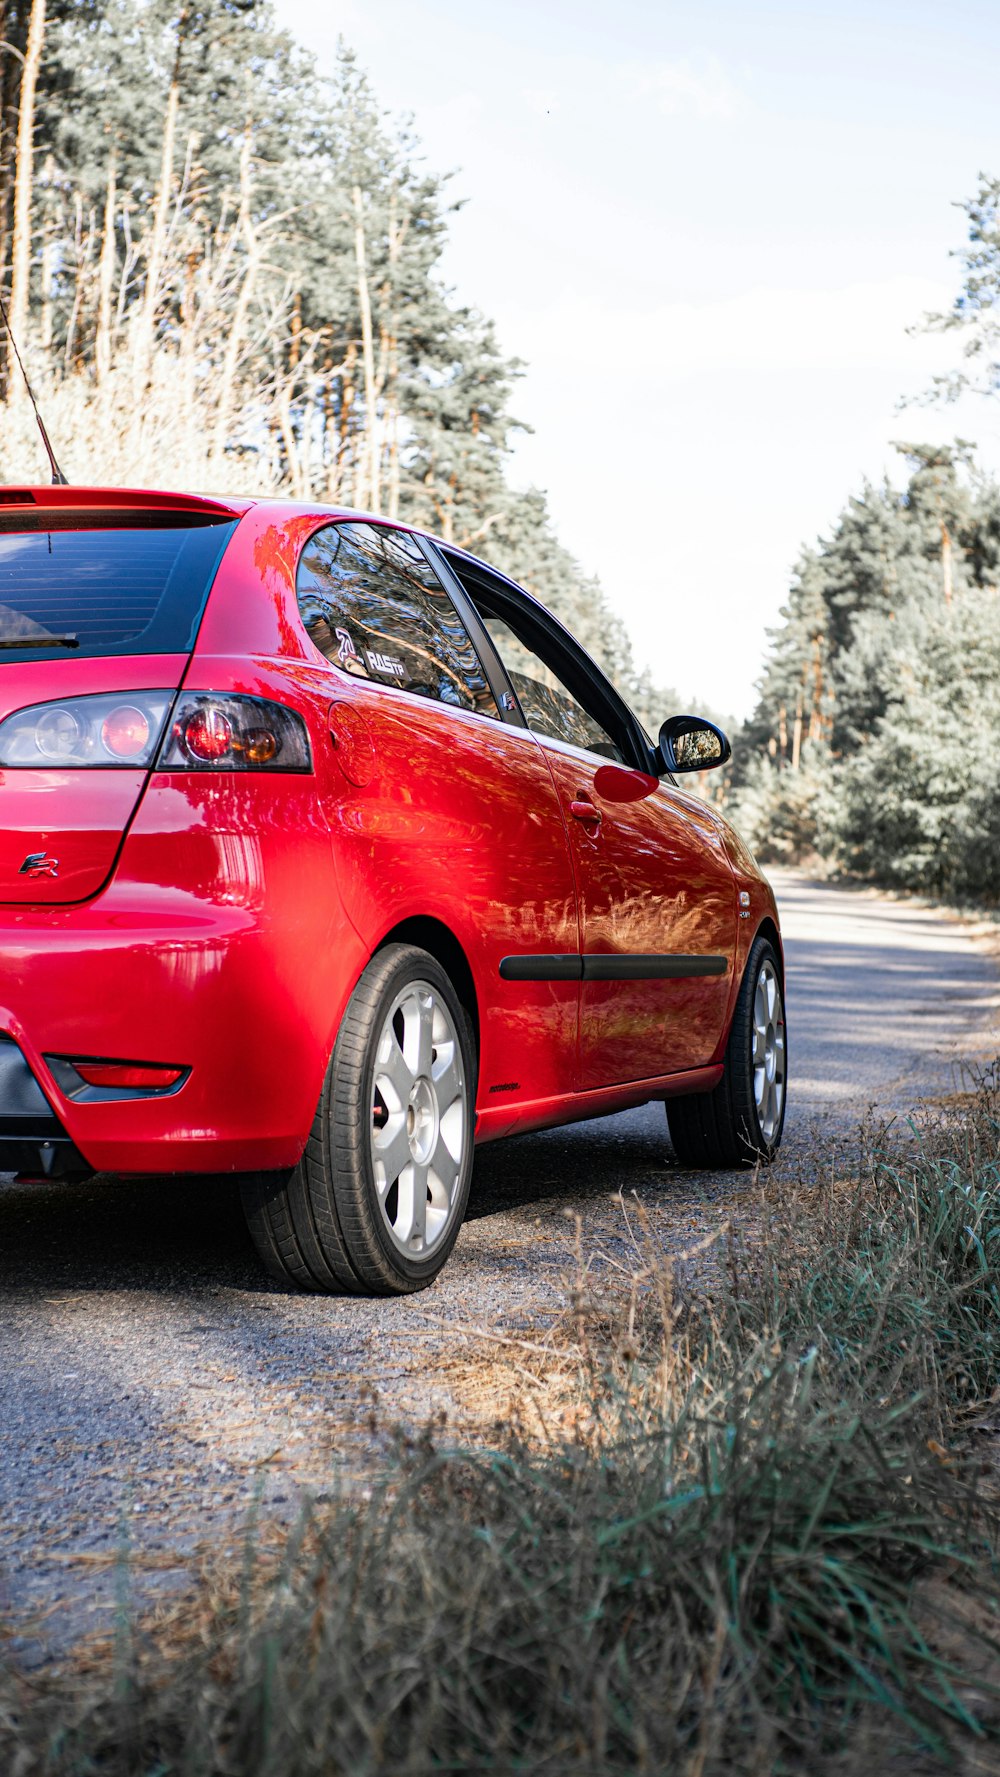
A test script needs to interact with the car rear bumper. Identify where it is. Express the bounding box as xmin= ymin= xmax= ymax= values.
xmin=0 ymin=777 xmax=368 ymax=1176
